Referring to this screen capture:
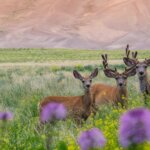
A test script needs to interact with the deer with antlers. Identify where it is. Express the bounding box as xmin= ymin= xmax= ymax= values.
xmin=91 ymin=54 xmax=136 ymax=109
xmin=39 ymin=68 xmax=98 ymax=124
xmin=123 ymin=45 xmax=150 ymax=103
